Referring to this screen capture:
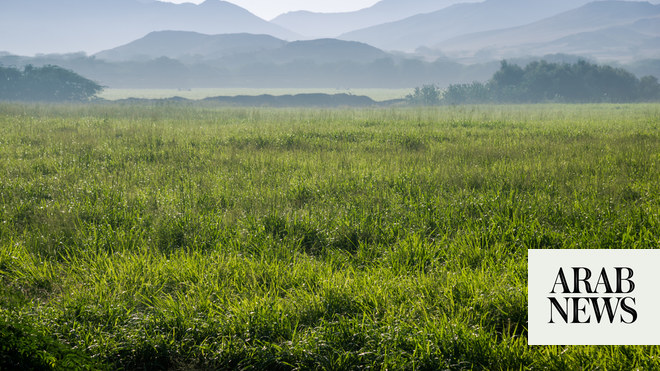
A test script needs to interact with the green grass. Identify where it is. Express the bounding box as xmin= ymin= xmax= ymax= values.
xmin=0 ymin=103 xmax=659 ymax=369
